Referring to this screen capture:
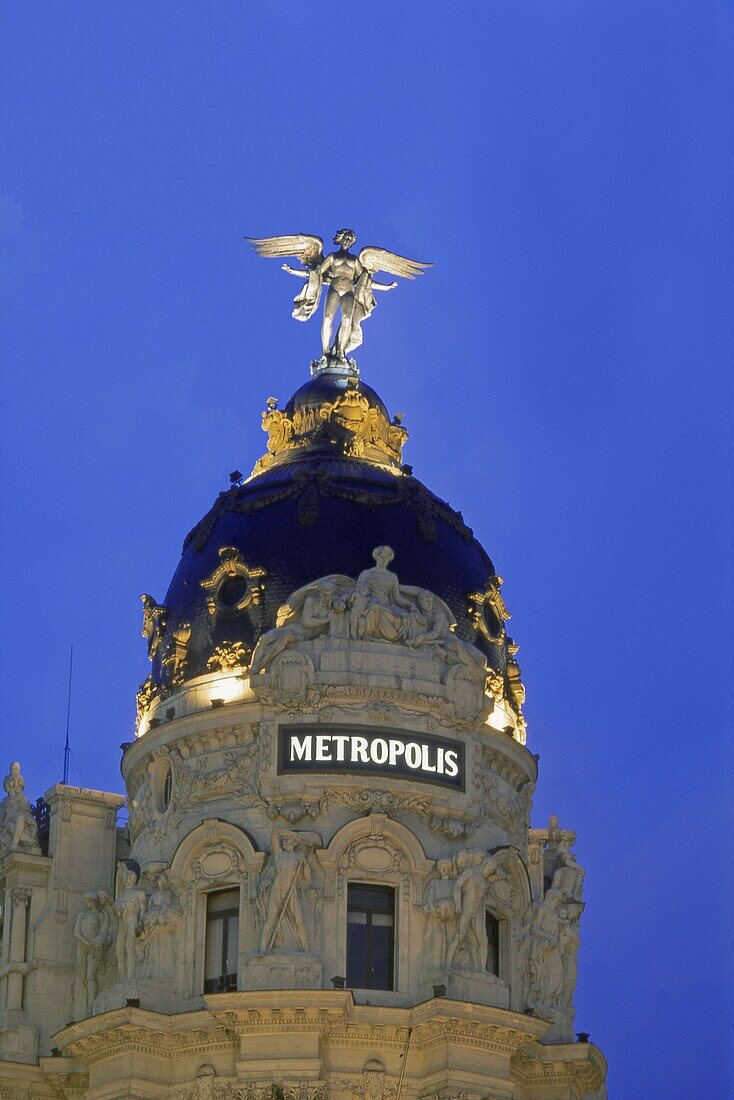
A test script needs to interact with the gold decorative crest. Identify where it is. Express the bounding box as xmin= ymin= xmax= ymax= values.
xmin=252 ymin=381 xmax=408 ymax=476
xmin=200 ymin=547 xmax=266 ymax=618
xmin=468 ymin=574 xmax=511 ymax=644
